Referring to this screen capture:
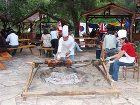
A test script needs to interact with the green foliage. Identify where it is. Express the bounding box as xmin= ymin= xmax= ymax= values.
xmin=0 ymin=0 xmax=137 ymax=35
